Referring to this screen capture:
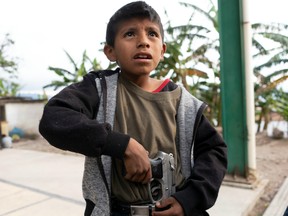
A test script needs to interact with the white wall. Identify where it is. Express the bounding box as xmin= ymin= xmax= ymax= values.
xmin=5 ymin=102 xmax=45 ymax=136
